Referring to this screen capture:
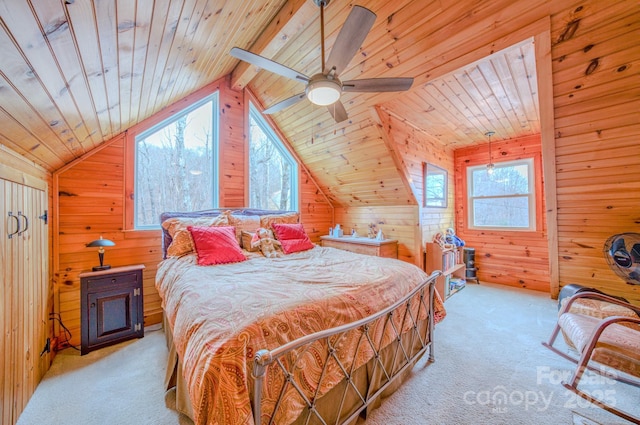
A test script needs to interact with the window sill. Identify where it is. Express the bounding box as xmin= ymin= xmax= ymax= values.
xmin=464 ymin=228 xmax=544 ymax=238
xmin=122 ymin=229 xmax=162 ymax=239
